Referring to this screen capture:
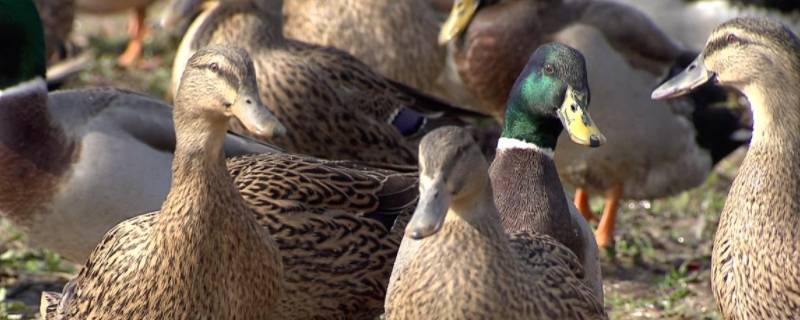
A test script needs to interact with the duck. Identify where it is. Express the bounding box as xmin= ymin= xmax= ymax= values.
xmin=488 ymin=42 xmax=605 ymax=299
xmin=75 ymin=0 xmax=158 ymax=66
xmin=652 ymin=17 xmax=800 ymax=319
xmin=40 ymin=45 xmax=287 ymax=319
xmin=163 ymin=0 xmax=488 ymax=166
xmin=438 ymin=0 xmax=749 ymax=248
xmin=43 ymin=45 xmax=420 ymax=319
xmin=385 ymin=126 xmax=607 ymax=319
xmin=0 ymin=0 xmax=279 ymax=263
xmin=162 ymin=0 xmax=445 ymax=93
xmin=281 ymin=0 xmax=445 ymax=93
